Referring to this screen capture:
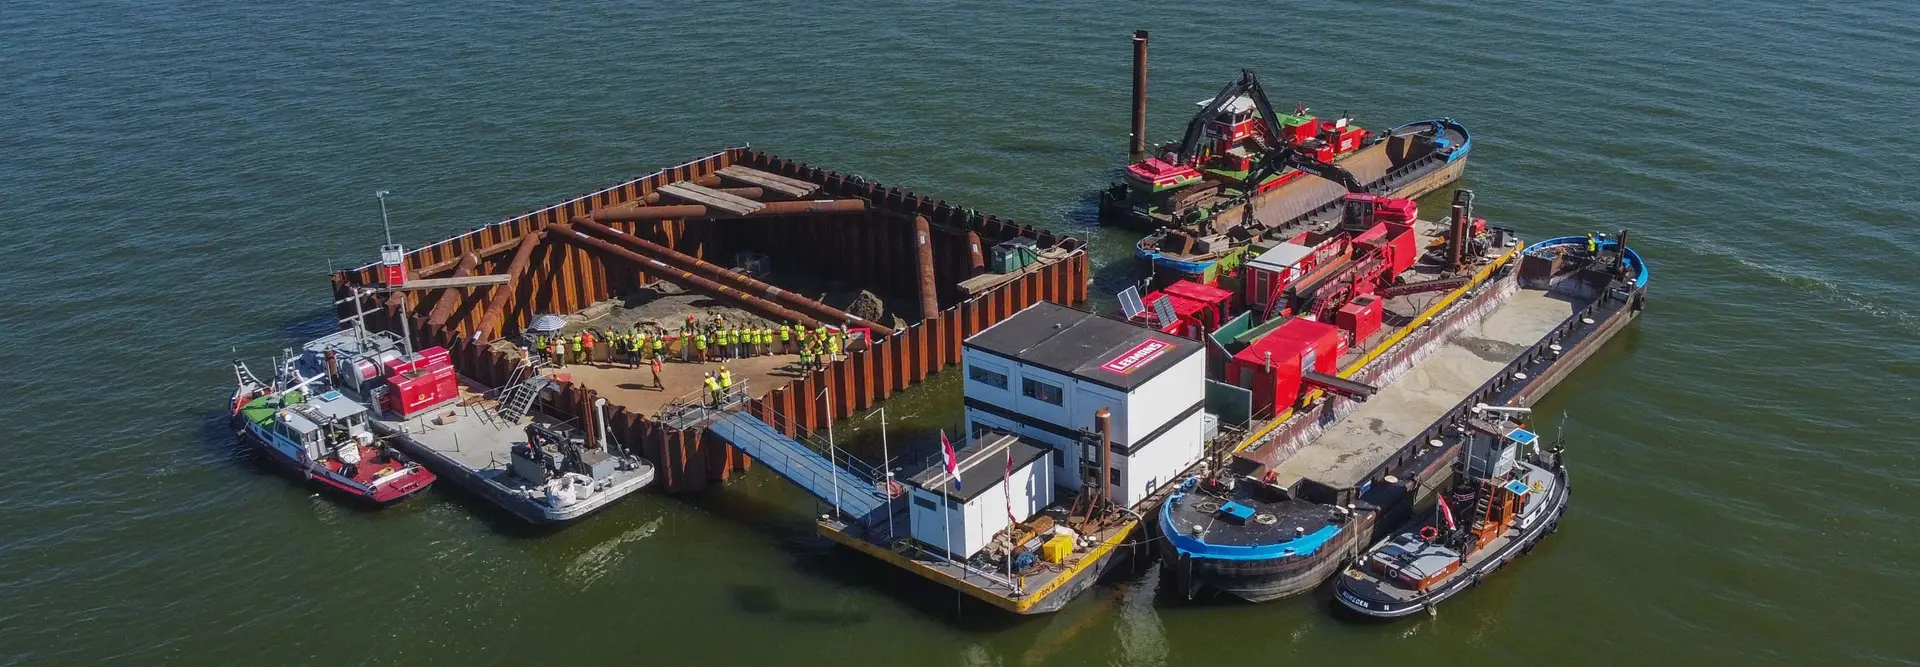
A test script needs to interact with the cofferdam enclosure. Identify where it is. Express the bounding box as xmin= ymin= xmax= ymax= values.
xmin=331 ymin=148 xmax=1091 ymax=493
